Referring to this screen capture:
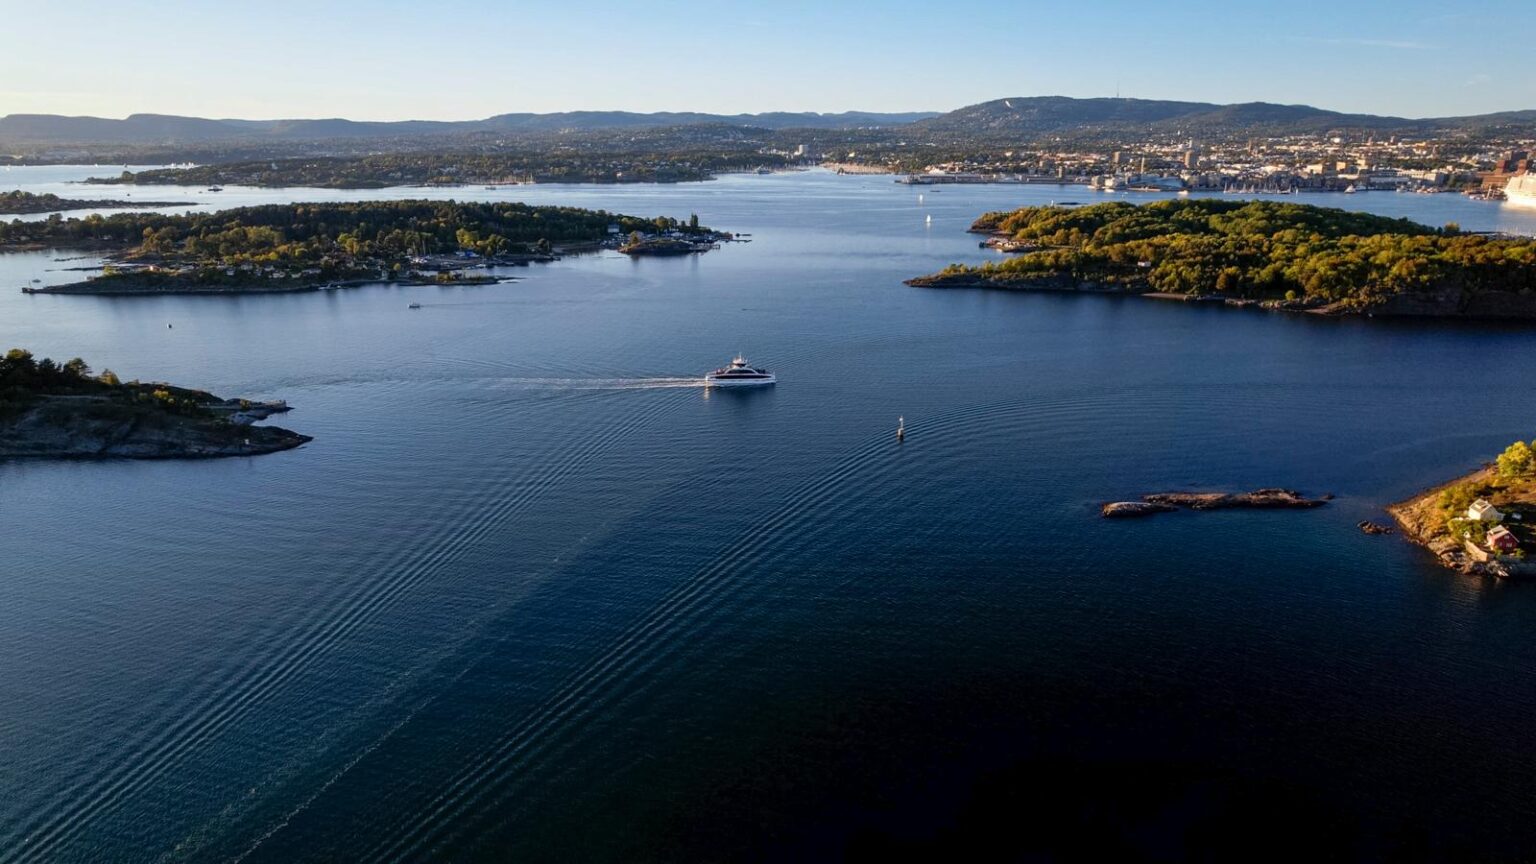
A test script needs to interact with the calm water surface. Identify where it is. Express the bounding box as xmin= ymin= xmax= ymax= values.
xmin=2 ymin=169 xmax=1535 ymax=861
